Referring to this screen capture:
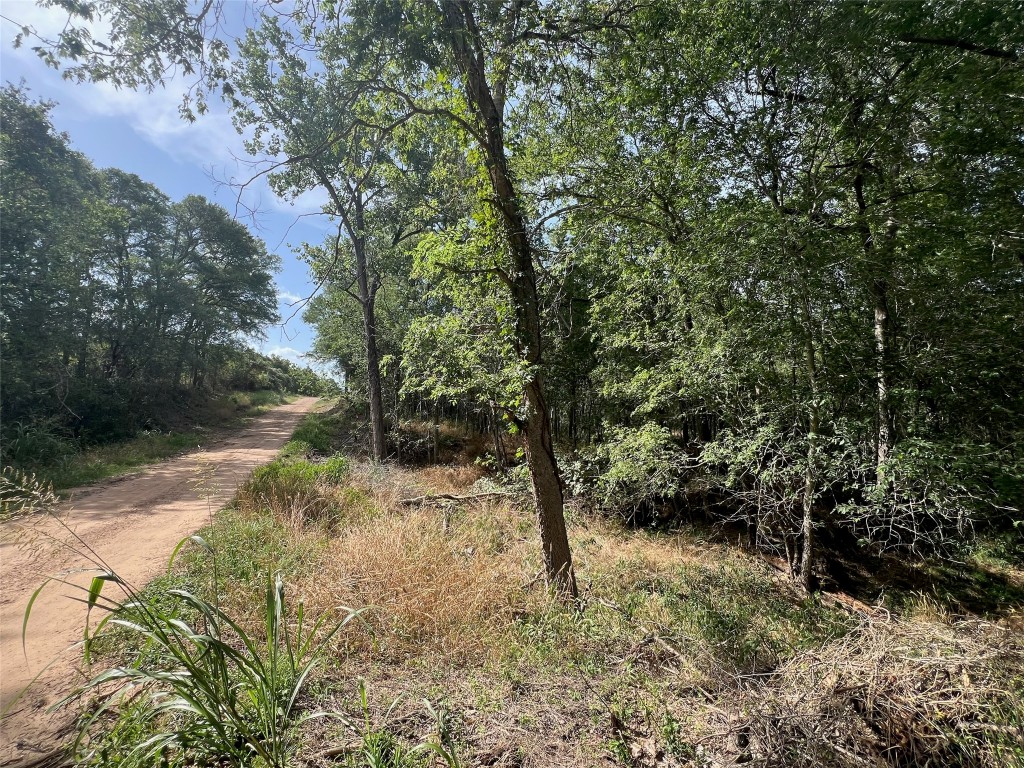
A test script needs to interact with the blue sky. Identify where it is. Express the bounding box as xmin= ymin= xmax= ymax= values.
xmin=0 ymin=1 xmax=332 ymax=370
